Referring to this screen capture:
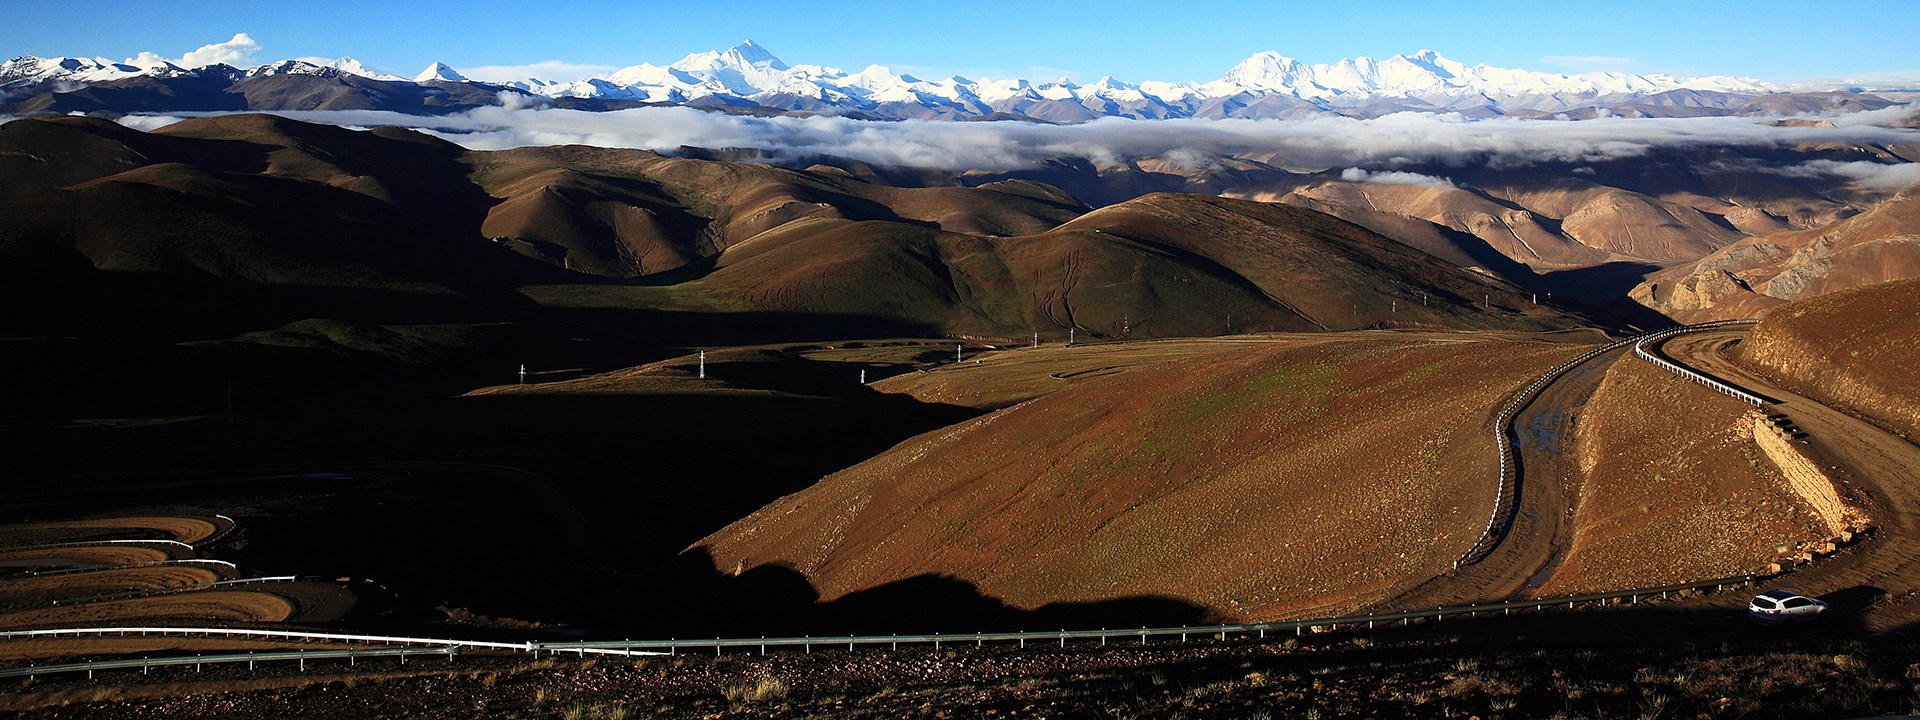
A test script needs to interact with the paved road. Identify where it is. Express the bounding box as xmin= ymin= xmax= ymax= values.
xmin=1660 ymin=328 xmax=1920 ymax=630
